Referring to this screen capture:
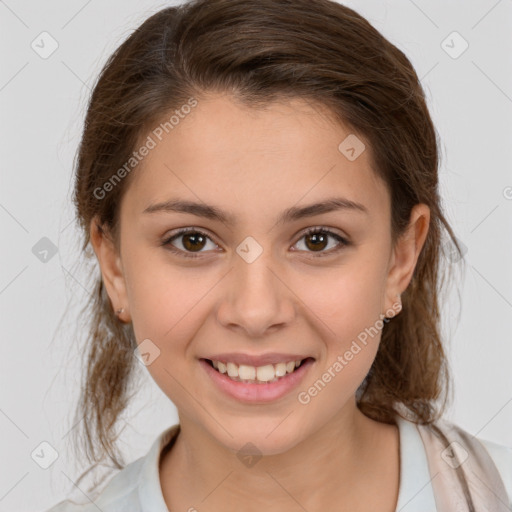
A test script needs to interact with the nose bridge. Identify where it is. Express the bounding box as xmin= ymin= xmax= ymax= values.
xmin=217 ymin=242 xmax=295 ymax=336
